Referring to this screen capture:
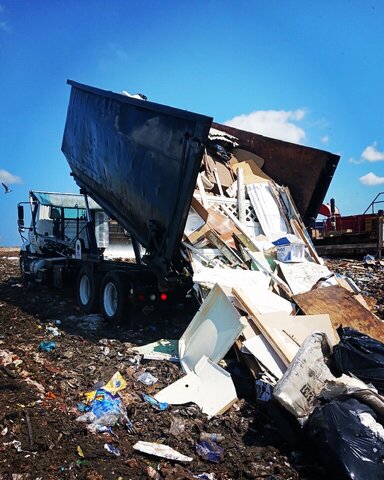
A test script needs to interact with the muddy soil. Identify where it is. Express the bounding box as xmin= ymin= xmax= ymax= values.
xmin=2 ymin=249 xmax=374 ymax=480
